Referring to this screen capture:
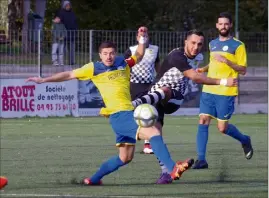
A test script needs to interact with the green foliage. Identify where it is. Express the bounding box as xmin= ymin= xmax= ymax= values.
xmin=41 ymin=0 xmax=268 ymax=31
